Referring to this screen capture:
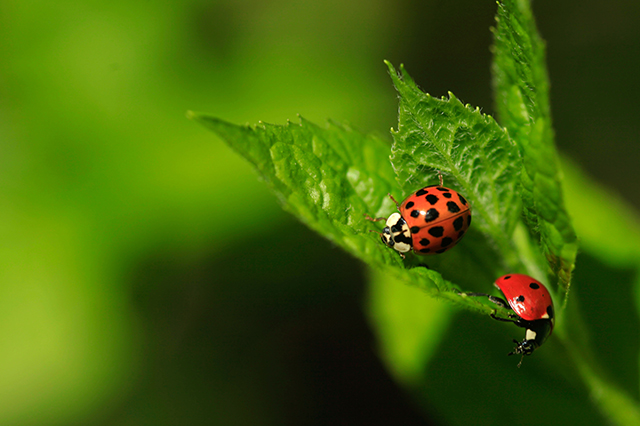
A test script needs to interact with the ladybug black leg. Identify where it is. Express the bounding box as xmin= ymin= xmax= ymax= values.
xmin=488 ymin=295 xmax=509 ymax=309
xmin=461 ymin=292 xmax=519 ymax=322
xmin=489 ymin=312 xmax=520 ymax=324
xmin=459 ymin=291 xmax=489 ymax=297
